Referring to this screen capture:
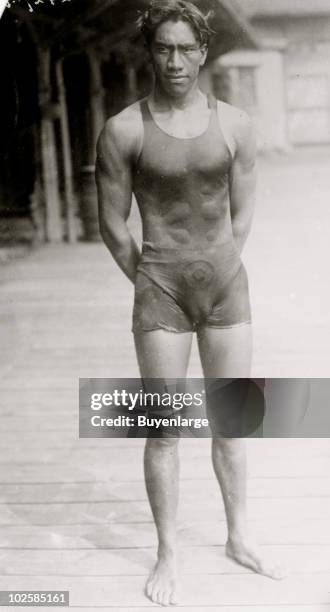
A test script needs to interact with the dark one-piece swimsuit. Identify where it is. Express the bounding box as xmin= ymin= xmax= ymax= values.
xmin=132 ymin=94 xmax=251 ymax=333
